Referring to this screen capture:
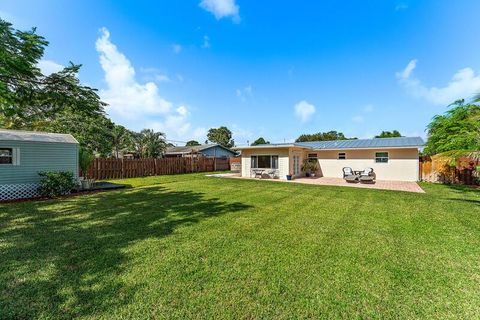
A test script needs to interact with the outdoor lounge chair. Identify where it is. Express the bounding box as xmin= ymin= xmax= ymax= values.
xmin=359 ymin=168 xmax=375 ymax=183
xmin=343 ymin=167 xmax=359 ymax=183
